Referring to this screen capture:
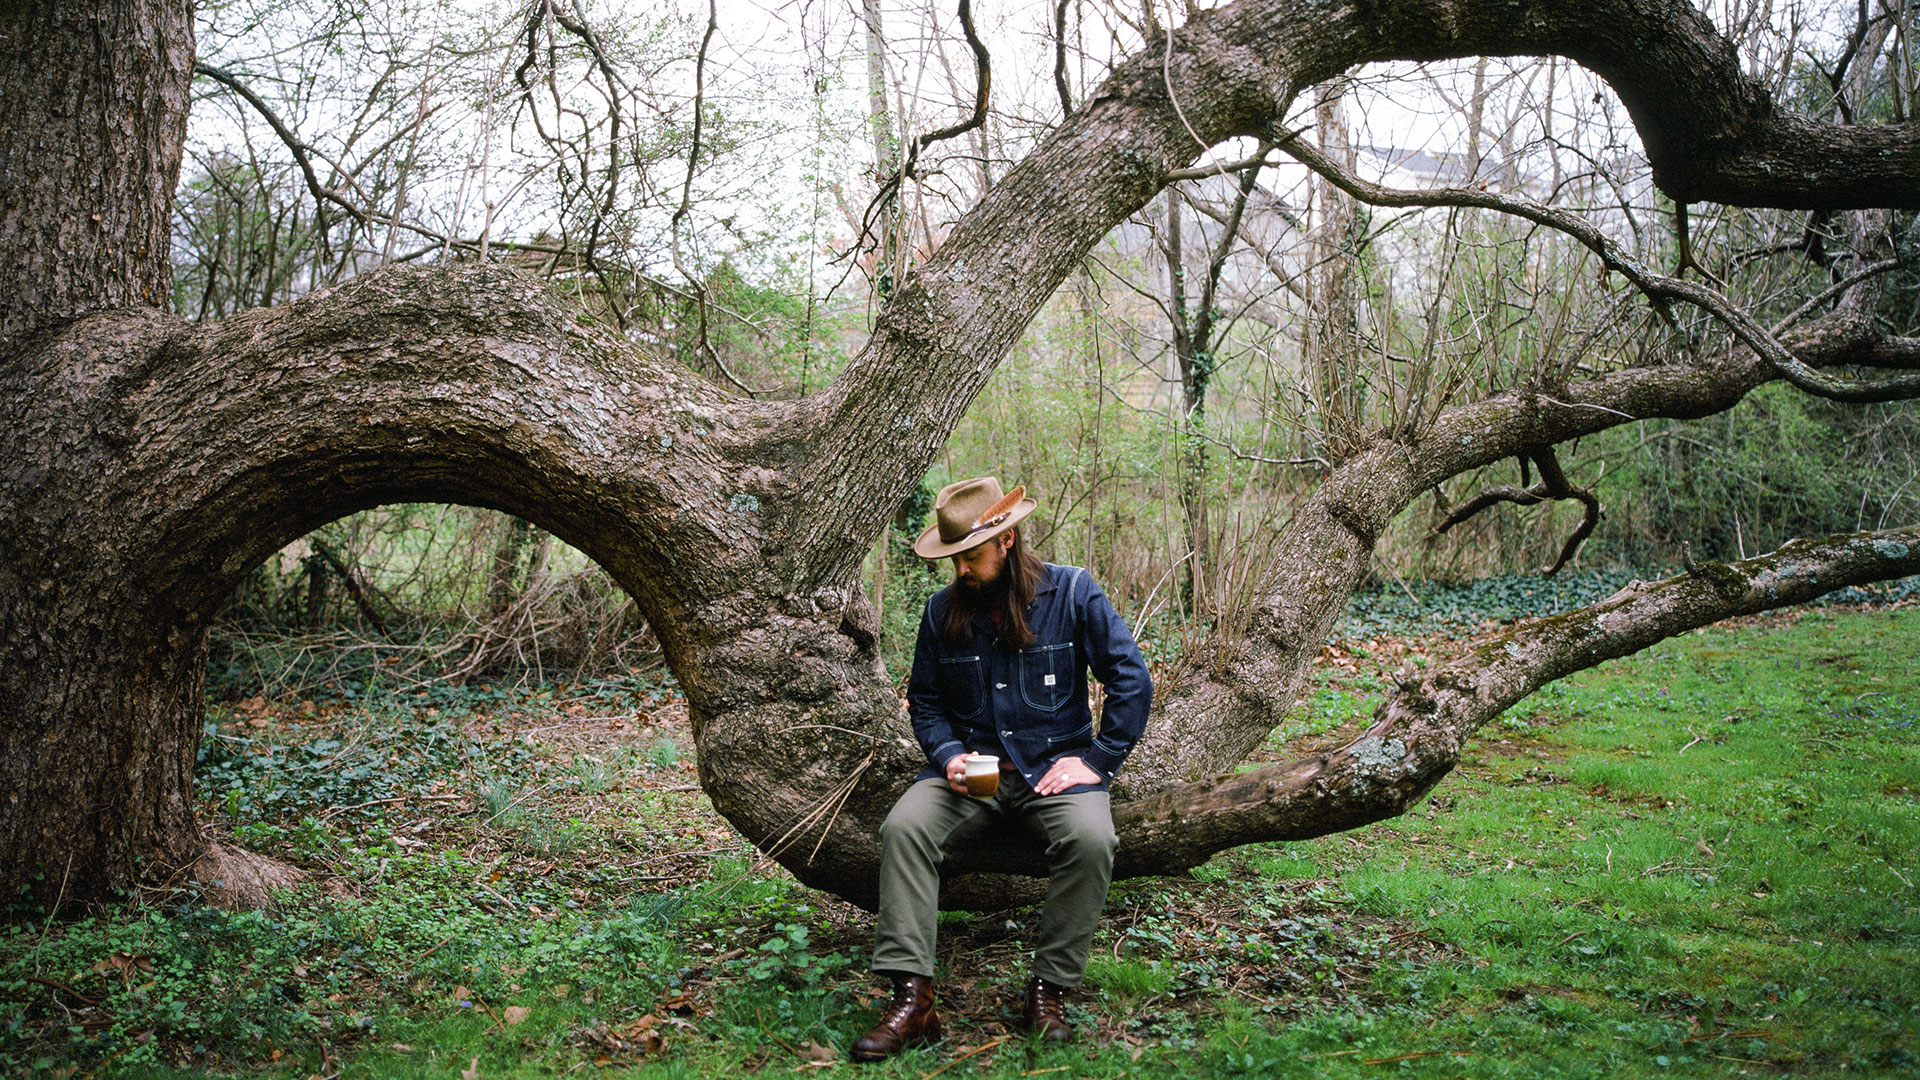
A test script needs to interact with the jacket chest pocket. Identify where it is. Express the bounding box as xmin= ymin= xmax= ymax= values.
xmin=937 ymin=655 xmax=987 ymax=720
xmin=1018 ymin=642 xmax=1075 ymax=712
